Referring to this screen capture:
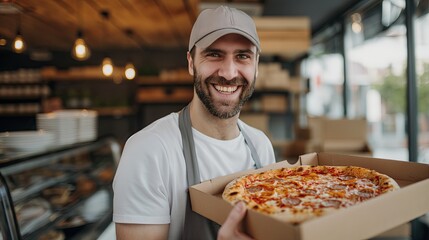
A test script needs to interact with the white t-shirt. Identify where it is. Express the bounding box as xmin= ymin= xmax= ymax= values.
xmin=113 ymin=112 xmax=275 ymax=240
